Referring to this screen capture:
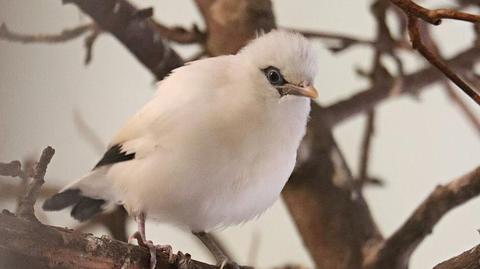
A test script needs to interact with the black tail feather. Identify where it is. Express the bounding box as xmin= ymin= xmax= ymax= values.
xmin=42 ymin=189 xmax=82 ymax=211
xmin=71 ymin=197 xmax=105 ymax=221
xmin=43 ymin=189 xmax=105 ymax=222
